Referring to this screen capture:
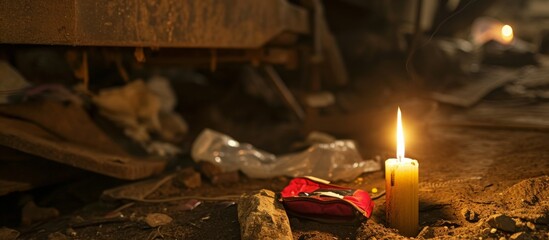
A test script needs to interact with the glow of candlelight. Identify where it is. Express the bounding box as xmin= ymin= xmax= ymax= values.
xmin=501 ymin=24 xmax=513 ymax=43
xmin=396 ymin=107 xmax=405 ymax=160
